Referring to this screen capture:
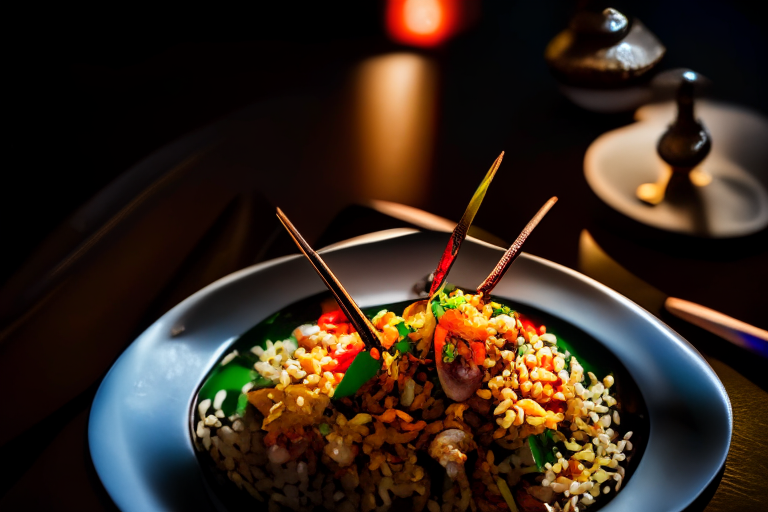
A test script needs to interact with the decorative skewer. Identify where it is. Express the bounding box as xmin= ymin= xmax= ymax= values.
xmin=276 ymin=208 xmax=383 ymax=357
xmin=428 ymin=152 xmax=505 ymax=298
xmin=278 ymin=151 xmax=506 ymax=397
xmin=476 ymin=196 xmax=558 ymax=298
xmin=435 ymin=196 xmax=558 ymax=402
